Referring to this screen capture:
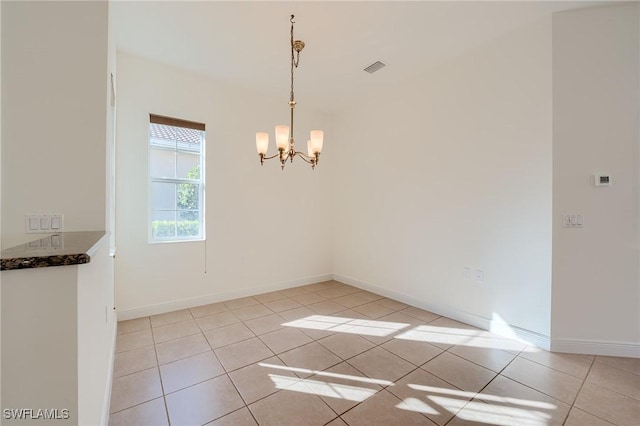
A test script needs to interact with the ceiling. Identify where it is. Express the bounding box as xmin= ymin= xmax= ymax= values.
xmin=111 ymin=1 xmax=601 ymax=113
